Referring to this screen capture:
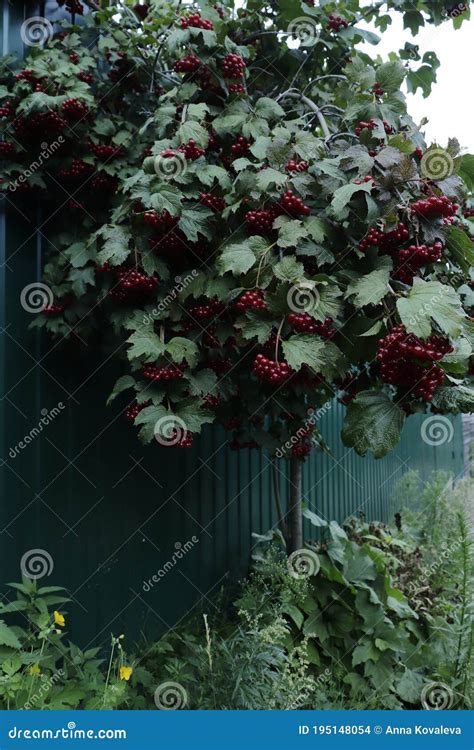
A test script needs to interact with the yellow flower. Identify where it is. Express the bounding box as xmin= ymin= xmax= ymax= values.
xmin=119 ymin=666 xmax=133 ymax=681
xmin=54 ymin=611 xmax=65 ymax=627
xmin=28 ymin=664 xmax=41 ymax=675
